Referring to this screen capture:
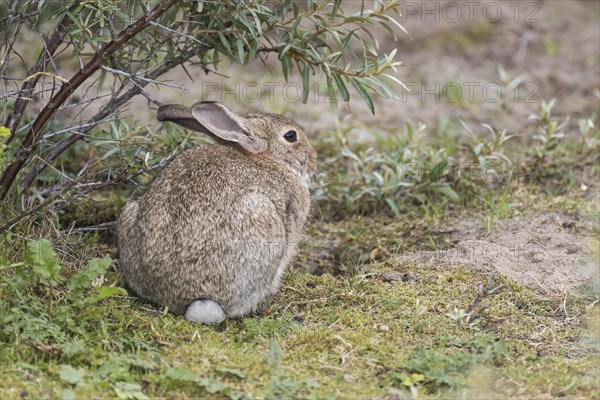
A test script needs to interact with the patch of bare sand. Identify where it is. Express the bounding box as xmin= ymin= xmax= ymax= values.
xmin=401 ymin=213 xmax=599 ymax=294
